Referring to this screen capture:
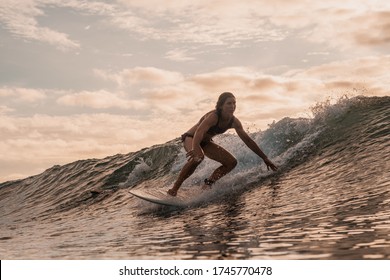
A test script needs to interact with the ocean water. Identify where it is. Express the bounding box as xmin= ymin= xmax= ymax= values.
xmin=0 ymin=96 xmax=389 ymax=259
